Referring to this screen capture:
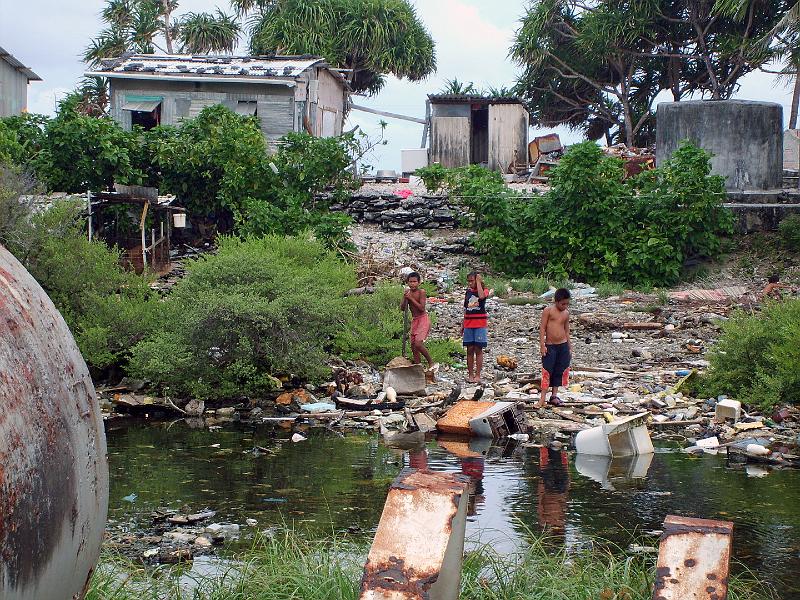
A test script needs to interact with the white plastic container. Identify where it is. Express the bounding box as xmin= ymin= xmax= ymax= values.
xmin=173 ymin=213 xmax=187 ymax=228
xmin=715 ymin=399 xmax=742 ymax=423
